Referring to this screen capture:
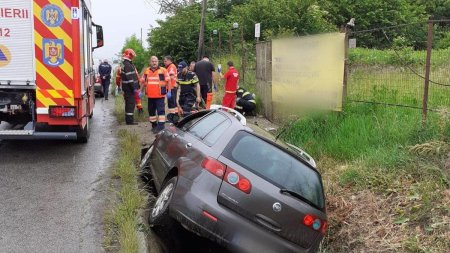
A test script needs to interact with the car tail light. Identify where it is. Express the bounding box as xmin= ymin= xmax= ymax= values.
xmin=303 ymin=214 xmax=327 ymax=234
xmin=201 ymin=157 xmax=252 ymax=194
xmin=224 ymin=167 xmax=252 ymax=194
xmin=49 ymin=106 xmax=76 ymax=118
xmin=201 ymin=157 xmax=225 ymax=178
